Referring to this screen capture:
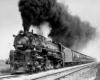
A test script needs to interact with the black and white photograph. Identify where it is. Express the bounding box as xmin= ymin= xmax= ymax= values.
xmin=0 ymin=0 xmax=100 ymax=80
